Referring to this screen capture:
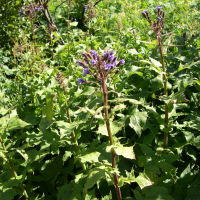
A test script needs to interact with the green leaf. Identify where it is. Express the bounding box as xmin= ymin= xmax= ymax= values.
xmin=106 ymin=143 xmax=135 ymax=160
xmin=84 ymin=166 xmax=105 ymax=190
xmin=129 ymin=108 xmax=147 ymax=137
xmin=145 ymin=185 xmax=174 ymax=200
xmin=0 ymin=189 xmax=16 ymax=200
xmin=110 ymin=98 xmax=142 ymax=104
xmin=81 ymin=86 xmax=96 ymax=96
xmin=135 ymin=172 xmax=153 ymax=189
xmin=98 ymin=121 xmax=123 ymax=136
xmin=78 ymin=151 xmax=101 ymax=163
xmin=70 ymin=22 xmax=78 ymax=26
xmin=186 ymin=176 xmax=200 ymax=200
xmin=57 ymin=180 xmax=83 ymax=200
xmin=63 ymin=151 xmax=73 ymax=163
xmin=42 ymin=93 xmax=54 ymax=123
xmin=128 ymin=49 xmax=139 ymax=55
